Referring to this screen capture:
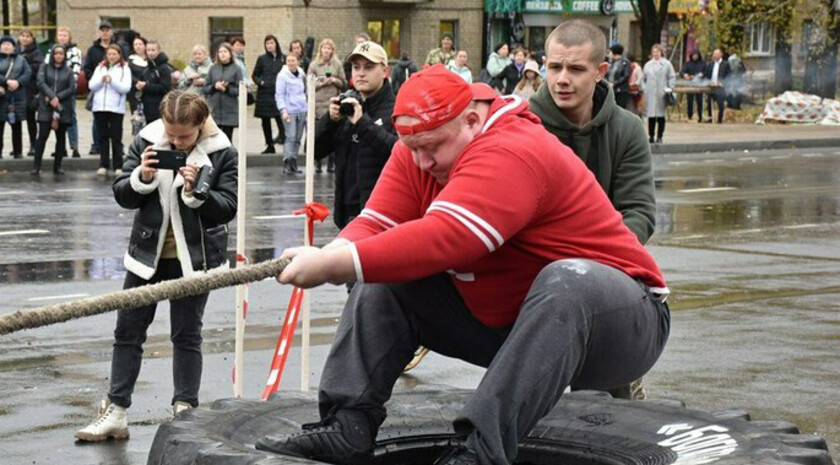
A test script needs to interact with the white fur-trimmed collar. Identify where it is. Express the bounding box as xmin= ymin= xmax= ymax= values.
xmin=138 ymin=118 xmax=231 ymax=161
